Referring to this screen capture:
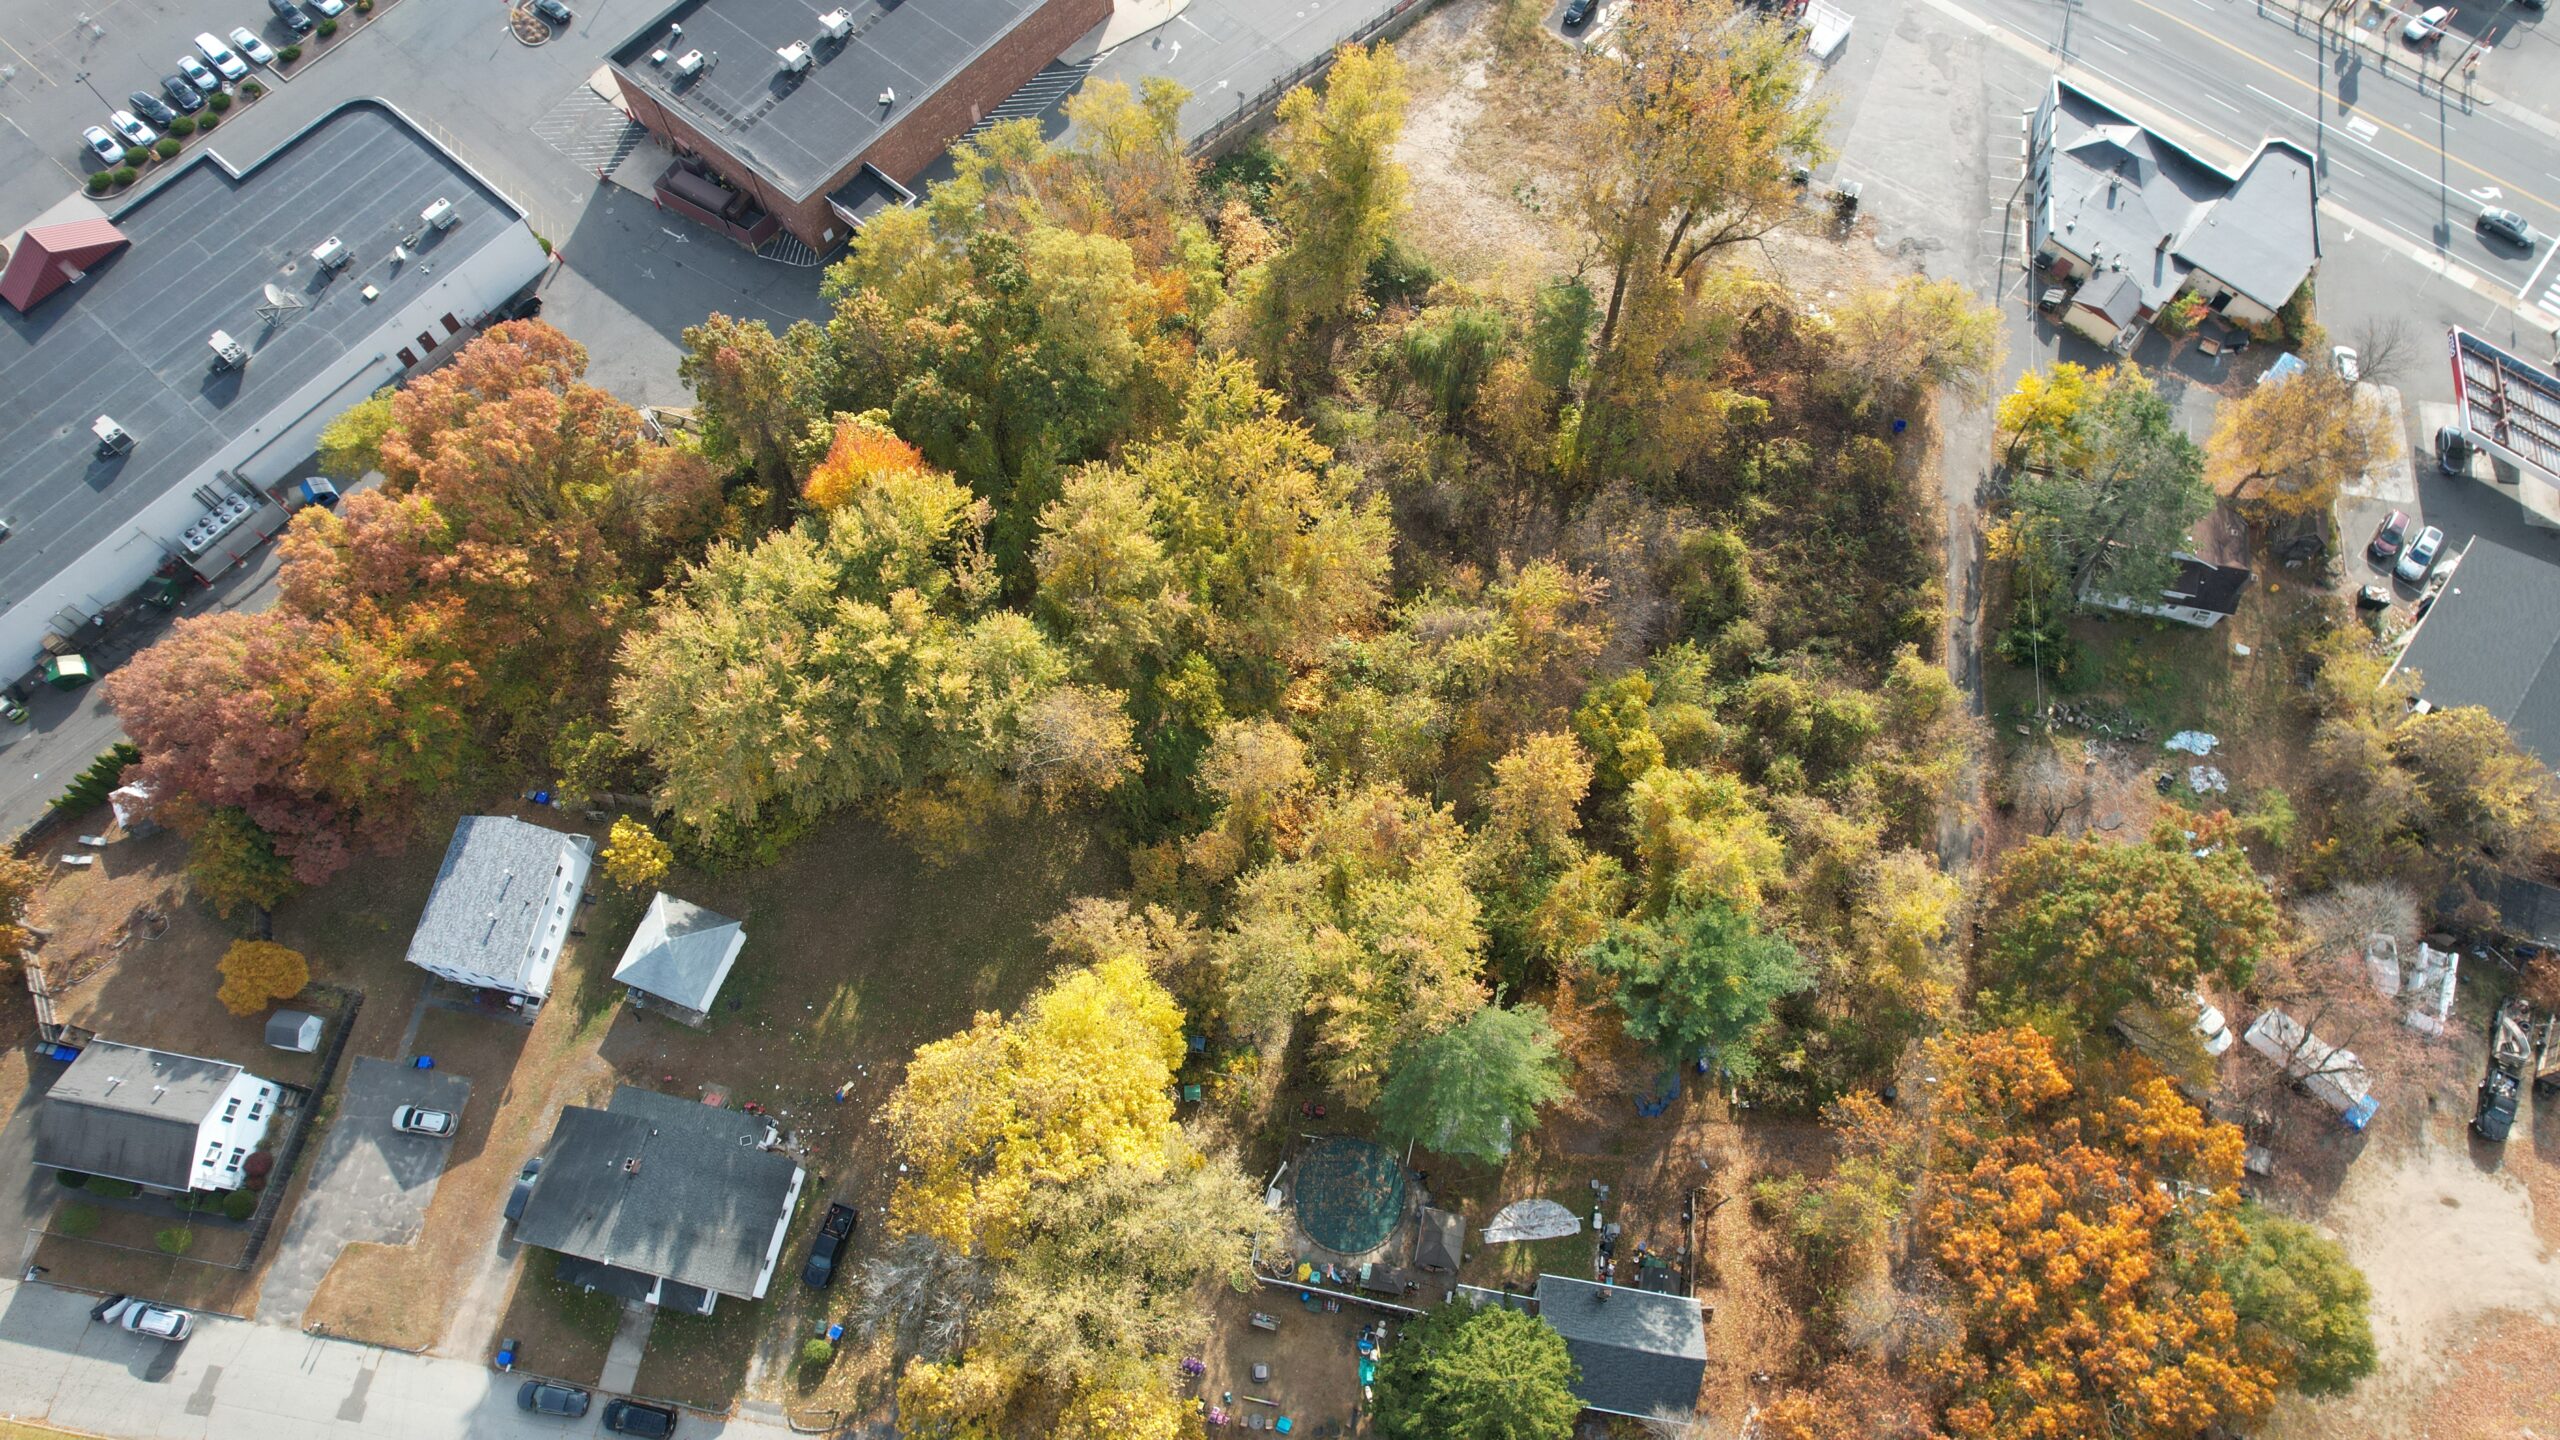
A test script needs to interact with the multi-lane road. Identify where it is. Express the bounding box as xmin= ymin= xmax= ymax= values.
xmin=1944 ymin=0 xmax=2560 ymax=332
